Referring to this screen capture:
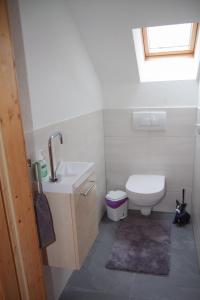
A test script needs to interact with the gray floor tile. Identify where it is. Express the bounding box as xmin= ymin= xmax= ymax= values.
xmin=60 ymin=287 xmax=130 ymax=300
xmin=170 ymin=222 xmax=200 ymax=276
xmin=68 ymin=239 xmax=135 ymax=296
xmin=96 ymin=217 xmax=119 ymax=245
xmin=170 ymin=248 xmax=200 ymax=276
xmin=61 ymin=211 xmax=200 ymax=300
xmin=130 ymin=274 xmax=200 ymax=300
